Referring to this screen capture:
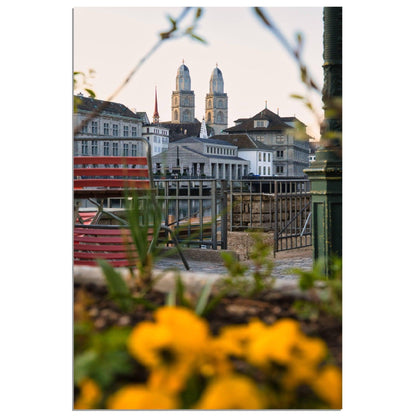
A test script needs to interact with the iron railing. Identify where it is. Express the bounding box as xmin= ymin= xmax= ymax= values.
xmin=228 ymin=179 xmax=312 ymax=252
